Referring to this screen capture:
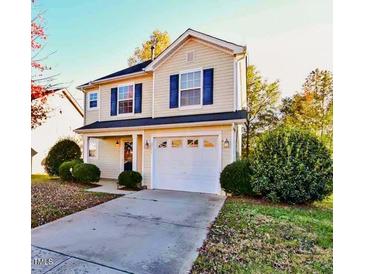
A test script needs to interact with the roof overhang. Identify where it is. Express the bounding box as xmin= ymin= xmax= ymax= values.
xmin=75 ymin=119 xmax=245 ymax=135
xmin=77 ymin=71 xmax=148 ymax=91
xmin=144 ymin=28 xmax=246 ymax=72
xmin=74 ymin=110 xmax=247 ymax=134
xmin=61 ymin=89 xmax=84 ymax=117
